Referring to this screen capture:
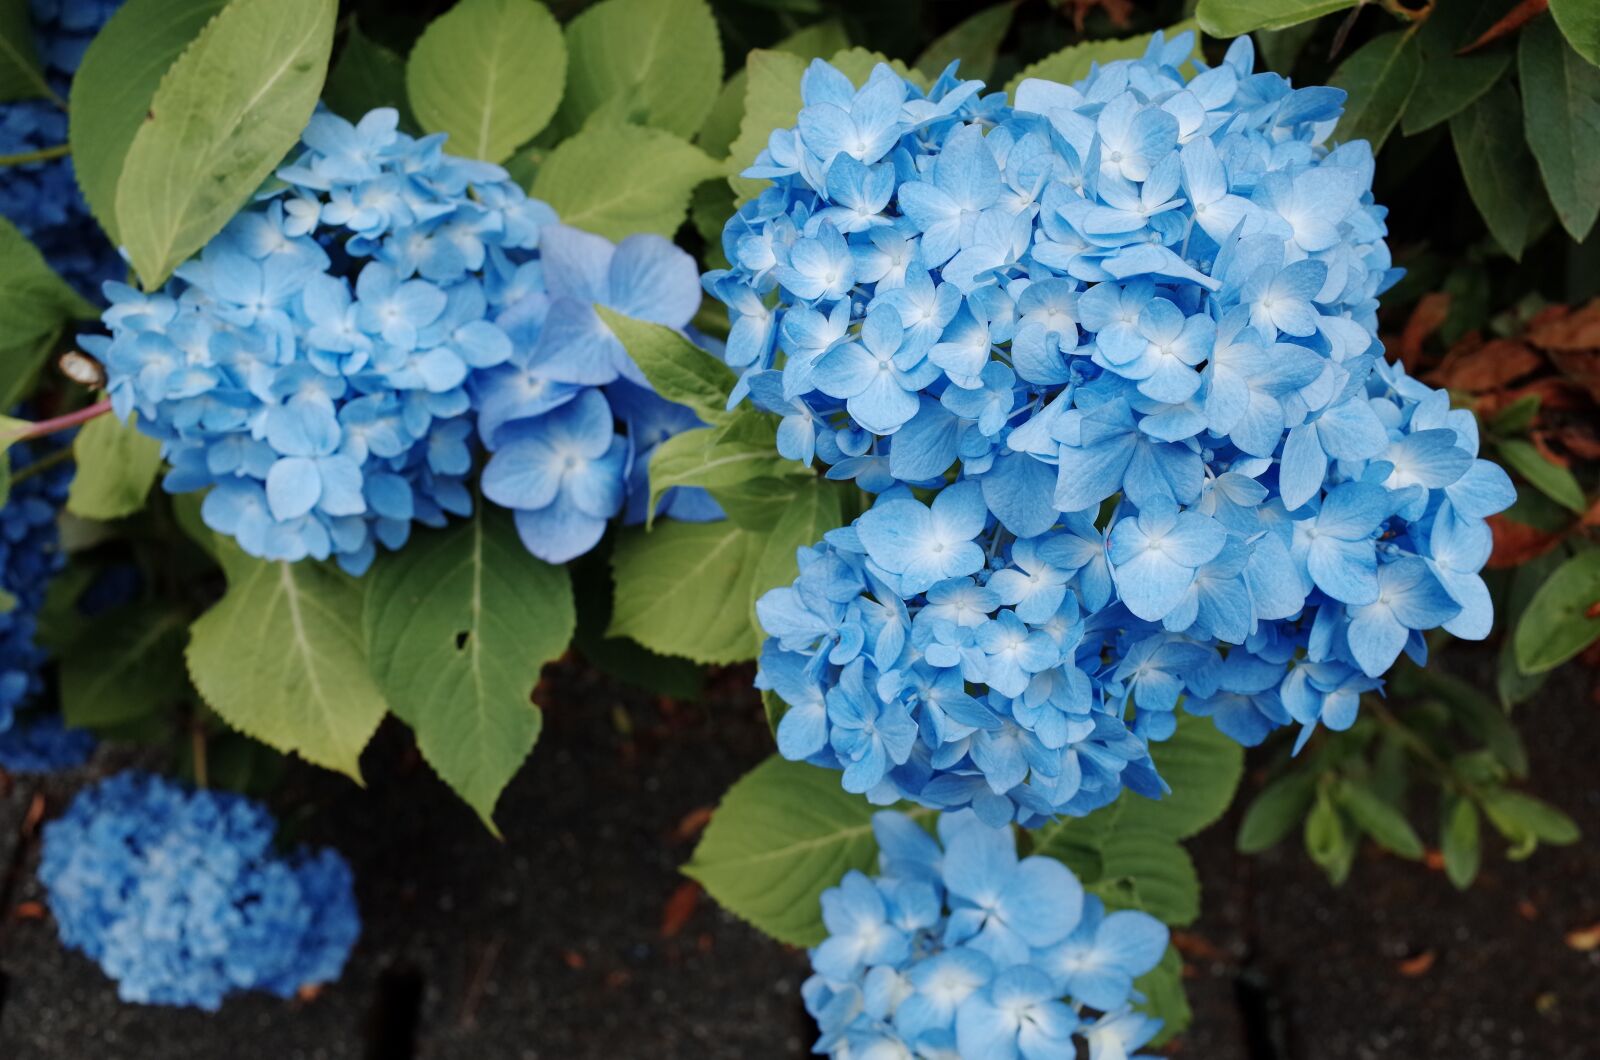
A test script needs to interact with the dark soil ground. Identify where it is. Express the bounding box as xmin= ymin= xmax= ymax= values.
xmin=0 ymin=652 xmax=1596 ymax=1060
